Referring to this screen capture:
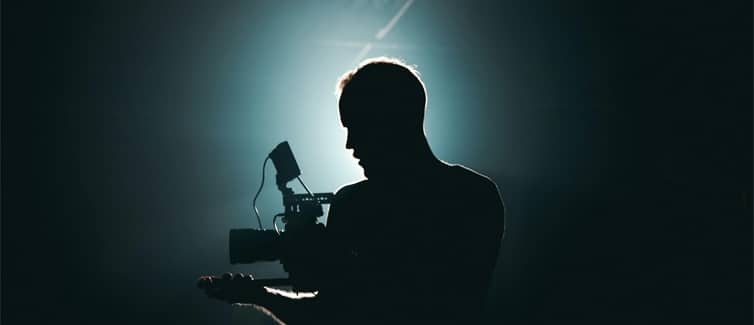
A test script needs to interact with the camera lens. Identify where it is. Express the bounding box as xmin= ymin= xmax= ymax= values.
xmin=229 ymin=229 xmax=281 ymax=264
